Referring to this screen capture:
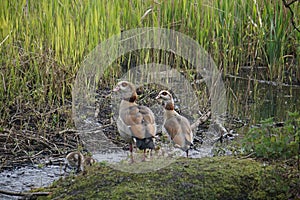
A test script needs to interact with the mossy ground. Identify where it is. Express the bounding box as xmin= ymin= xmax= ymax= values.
xmin=37 ymin=156 xmax=299 ymax=200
